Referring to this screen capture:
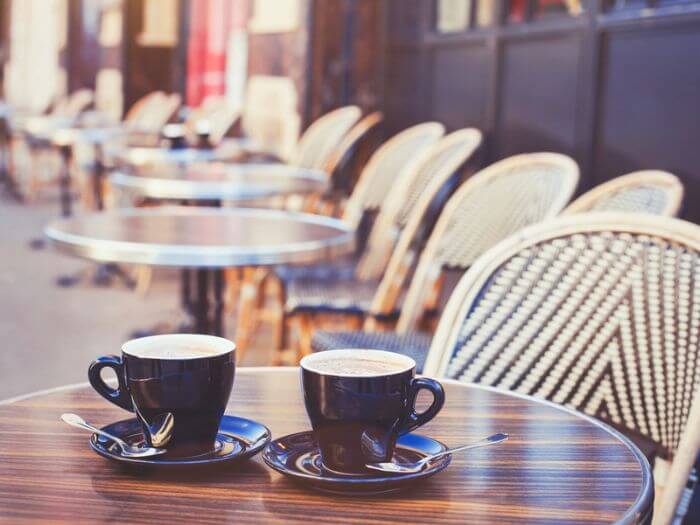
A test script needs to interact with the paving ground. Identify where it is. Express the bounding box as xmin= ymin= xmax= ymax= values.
xmin=0 ymin=190 xmax=275 ymax=400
